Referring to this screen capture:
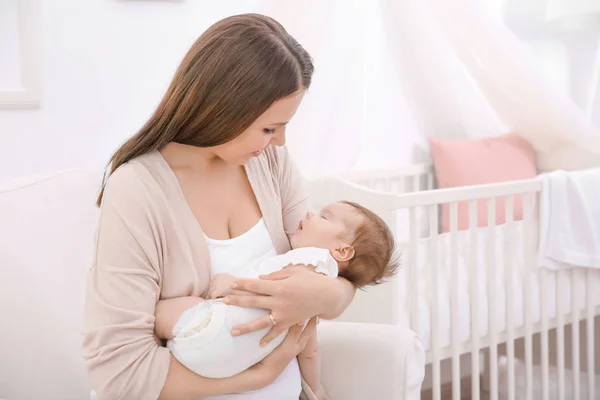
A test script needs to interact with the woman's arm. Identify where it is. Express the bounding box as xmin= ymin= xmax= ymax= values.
xmin=297 ymin=331 xmax=325 ymax=399
xmin=321 ymin=274 xmax=355 ymax=319
xmin=154 ymin=272 xmax=253 ymax=340
xmin=84 ymin=167 xmax=171 ymax=400
xmin=155 ymin=297 xmax=205 ymax=340
xmin=159 ymin=356 xmax=255 ymax=399
xmin=161 ymin=317 xmax=318 ymax=399
xmin=83 ymin=166 xmax=291 ymax=400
